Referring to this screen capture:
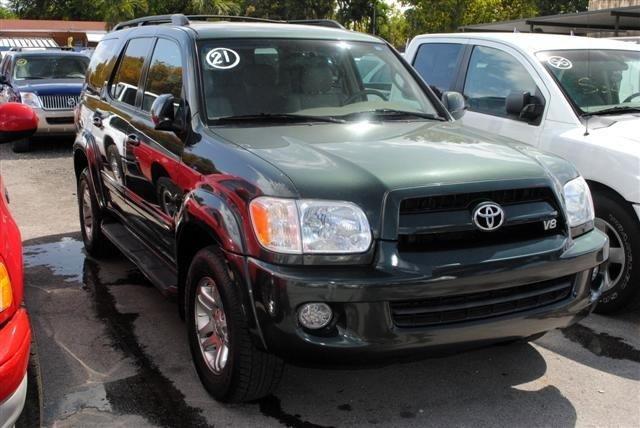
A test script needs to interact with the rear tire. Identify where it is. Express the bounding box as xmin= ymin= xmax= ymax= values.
xmin=11 ymin=138 xmax=30 ymax=153
xmin=77 ymin=168 xmax=116 ymax=257
xmin=186 ymin=246 xmax=284 ymax=403
xmin=593 ymin=191 xmax=640 ymax=314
